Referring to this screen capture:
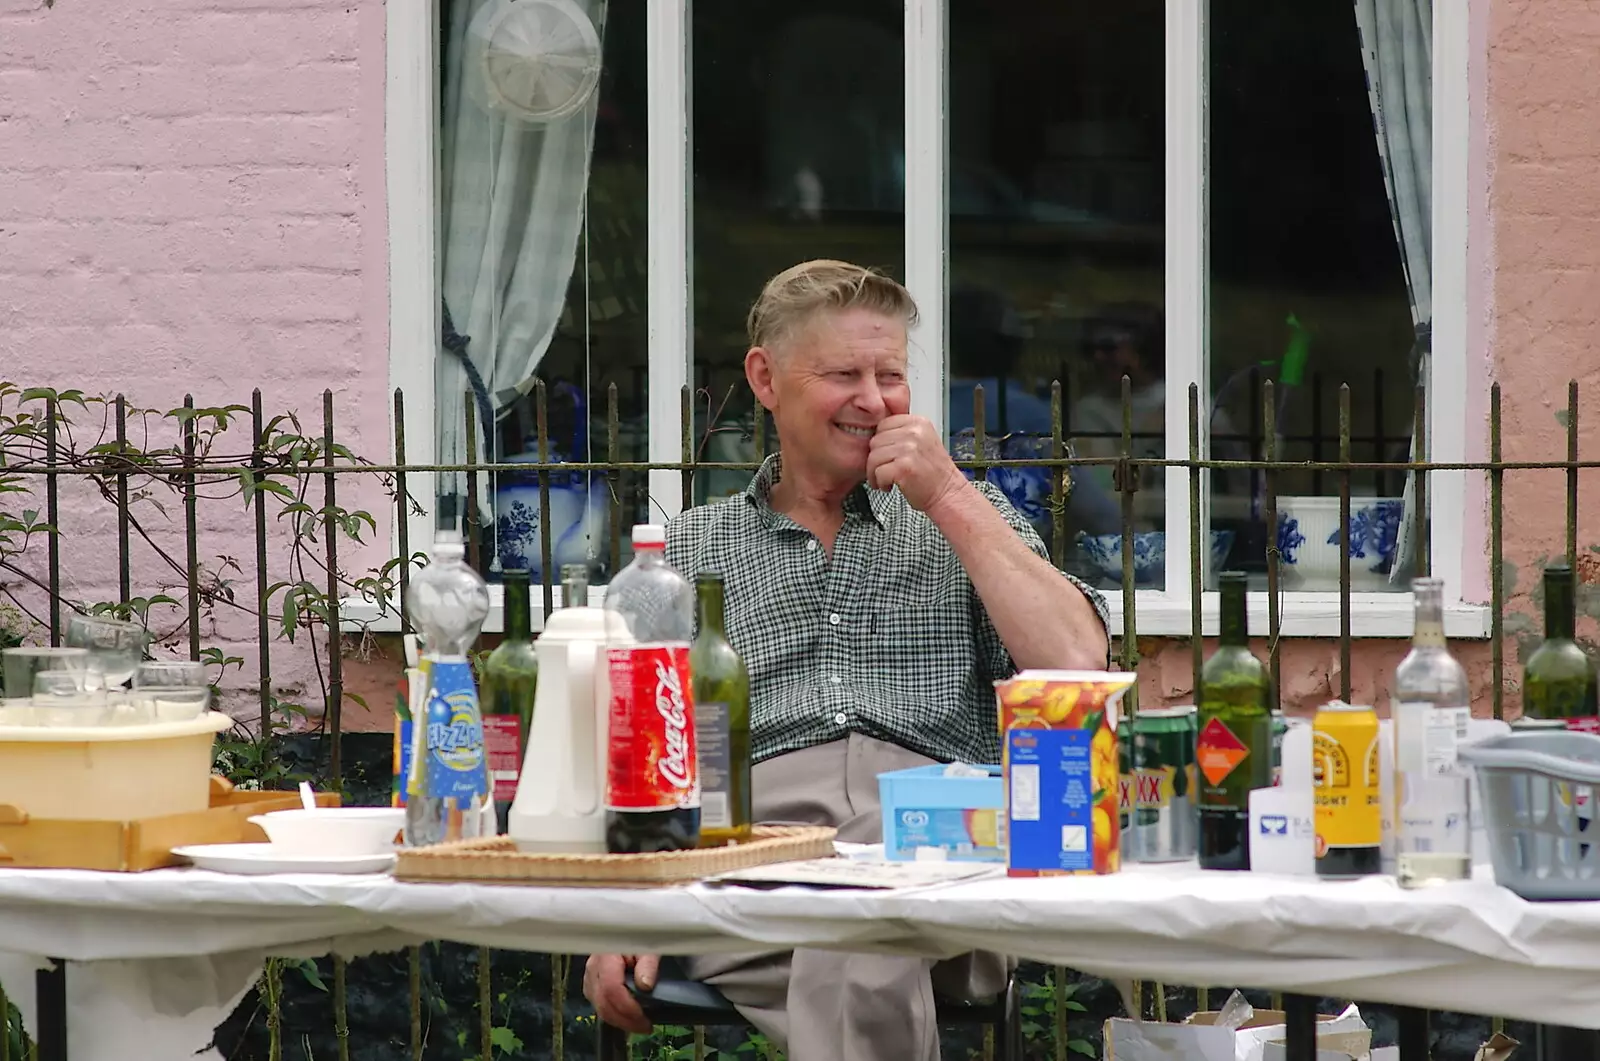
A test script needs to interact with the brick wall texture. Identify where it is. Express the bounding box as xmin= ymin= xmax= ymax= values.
xmin=0 ymin=0 xmax=390 ymax=710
